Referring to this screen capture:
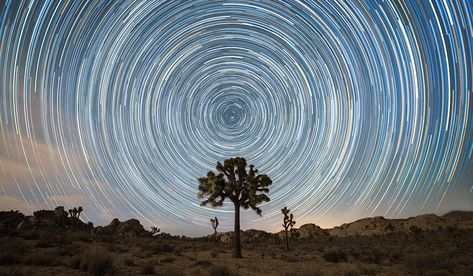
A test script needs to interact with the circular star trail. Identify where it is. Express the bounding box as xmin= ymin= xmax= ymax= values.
xmin=1 ymin=1 xmax=472 ymax=234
